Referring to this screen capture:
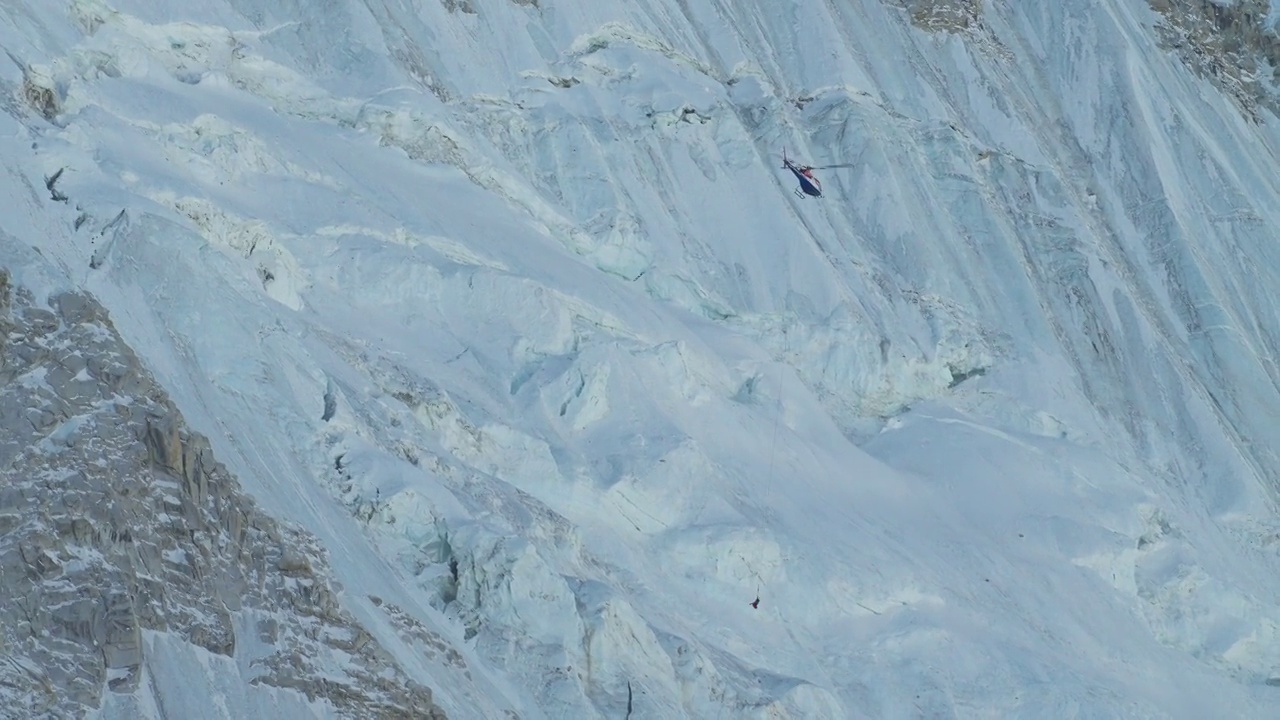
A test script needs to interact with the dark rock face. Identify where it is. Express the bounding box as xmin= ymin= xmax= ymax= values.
xmin=896 ymin=0 xmax=984 ymax=33
xmin=1148 ymin=0 xmax=1280 ymax=120
xmin=0 ymin=269 xmax=446 ymax=719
